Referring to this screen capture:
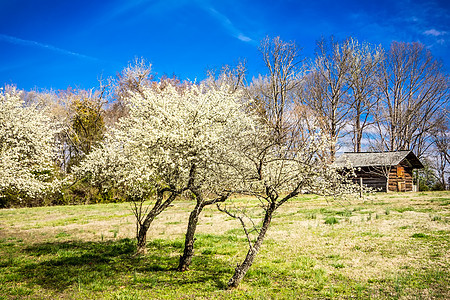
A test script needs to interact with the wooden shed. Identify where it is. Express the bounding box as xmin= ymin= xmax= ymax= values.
xmin=334 ymin=151 xmax=424 ymax=192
